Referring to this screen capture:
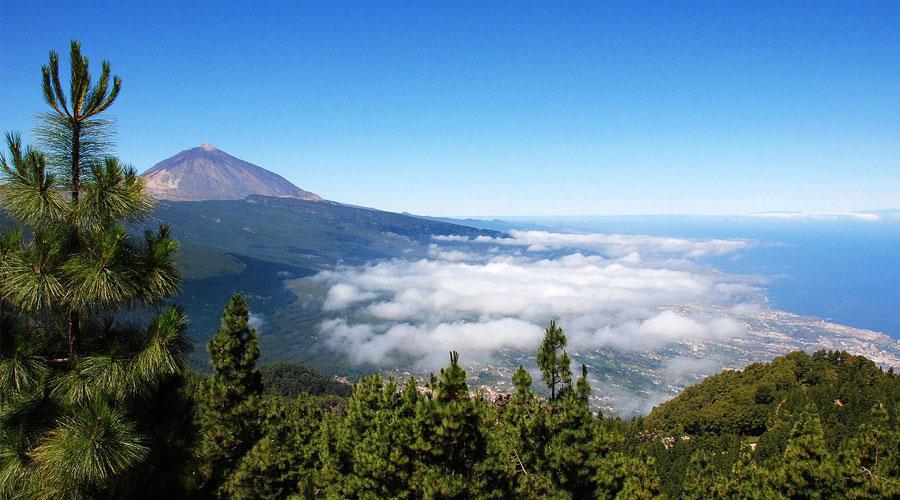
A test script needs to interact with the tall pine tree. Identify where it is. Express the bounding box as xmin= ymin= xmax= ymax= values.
xmin=838 ymin=403 xmax=900 ymax=498
xmin=196 ymin=294 xmax=263 ymax=497
xmin=778 ymin=408 xmax=839 ymax=499
xmin=318 ymin=375 xmax=419 ymax=498
xmin=545 ymin=364 xmax=596 ymax=496
xmin=503 ymin=364 xmax=555 ymax=494
xmin=411 ymin=351 xmax=486 ymax=498
xmin=536 ymin=320 xmax=572 ymax=400
xmin=0 ymin=41 xmax=187 ymax=498
xmin=223 ymin=396 xmax=323 ymax=500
